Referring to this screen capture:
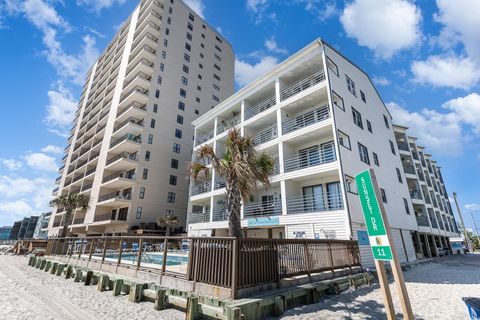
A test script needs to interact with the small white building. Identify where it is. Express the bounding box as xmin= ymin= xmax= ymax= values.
xmin=186 ymin=39 xmax=459 ymax=266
